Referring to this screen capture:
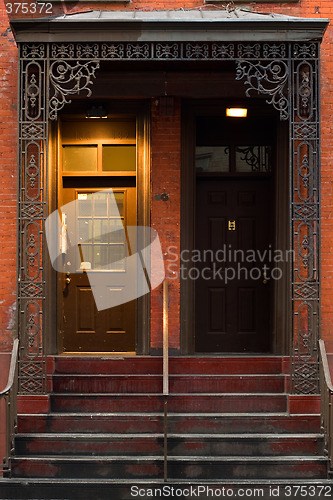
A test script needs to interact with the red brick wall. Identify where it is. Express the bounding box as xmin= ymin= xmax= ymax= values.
xmin=150 ymin=98 xmax=181 ymax=350
xmin=0 ymin=1 xmax=17 ymax=351
xmin=1 ymin=0 xmax=333 ymax=350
